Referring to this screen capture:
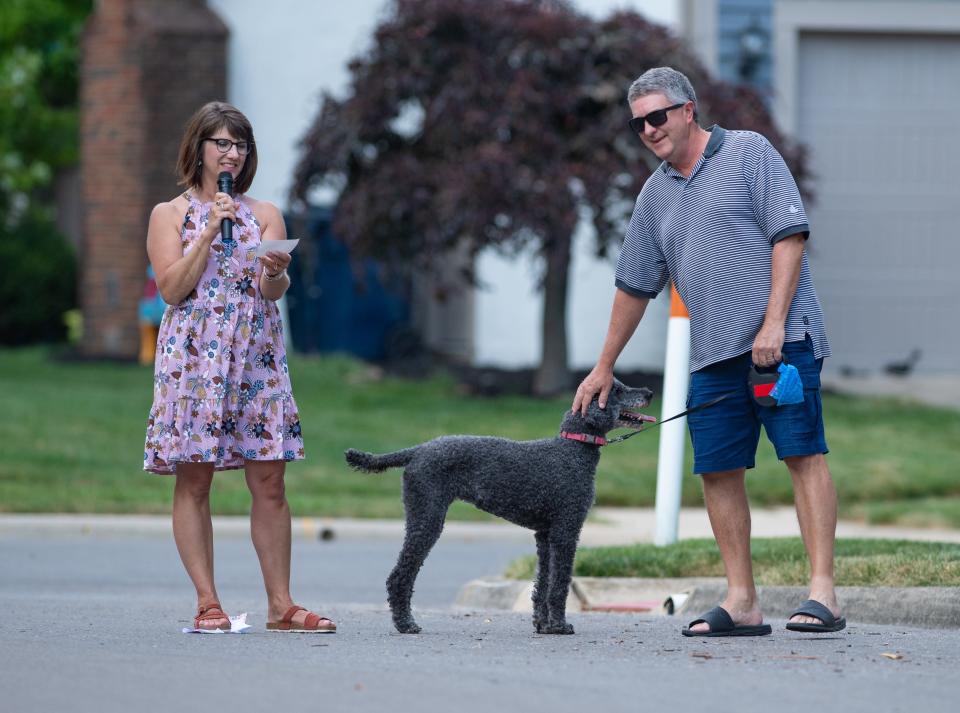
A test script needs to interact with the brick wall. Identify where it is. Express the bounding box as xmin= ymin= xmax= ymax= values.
xmin=79 ymin=0 xmax=227 ymax=358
